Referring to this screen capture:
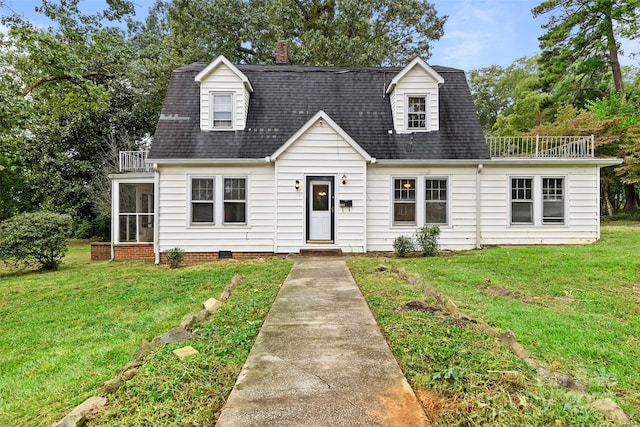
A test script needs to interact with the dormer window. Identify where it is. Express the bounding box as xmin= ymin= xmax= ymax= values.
xmin=211 ymin=93 xmax=233 ymax=129
xmin=407 ymin=96 xmax=427 ymax=130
